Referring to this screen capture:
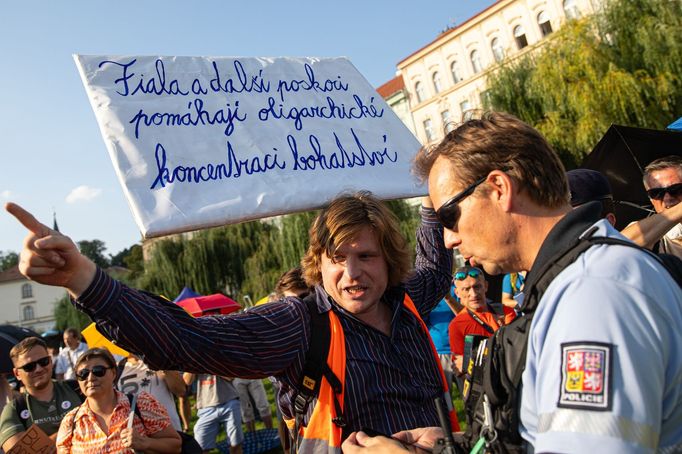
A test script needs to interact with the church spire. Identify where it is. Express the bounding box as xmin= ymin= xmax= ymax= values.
xmin=52 ymin=209 xmax=60 ymax=232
